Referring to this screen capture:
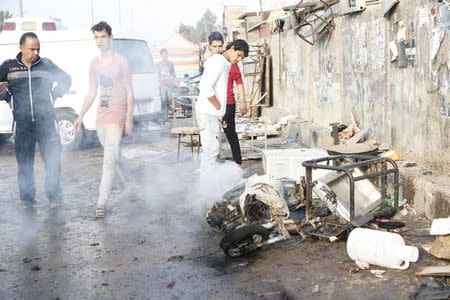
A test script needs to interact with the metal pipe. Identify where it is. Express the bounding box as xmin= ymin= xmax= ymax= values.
xmin=305 ymin=166 xmax=313 ymax=220
xmin=18 ymin=0 xmax=23 ymax=17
